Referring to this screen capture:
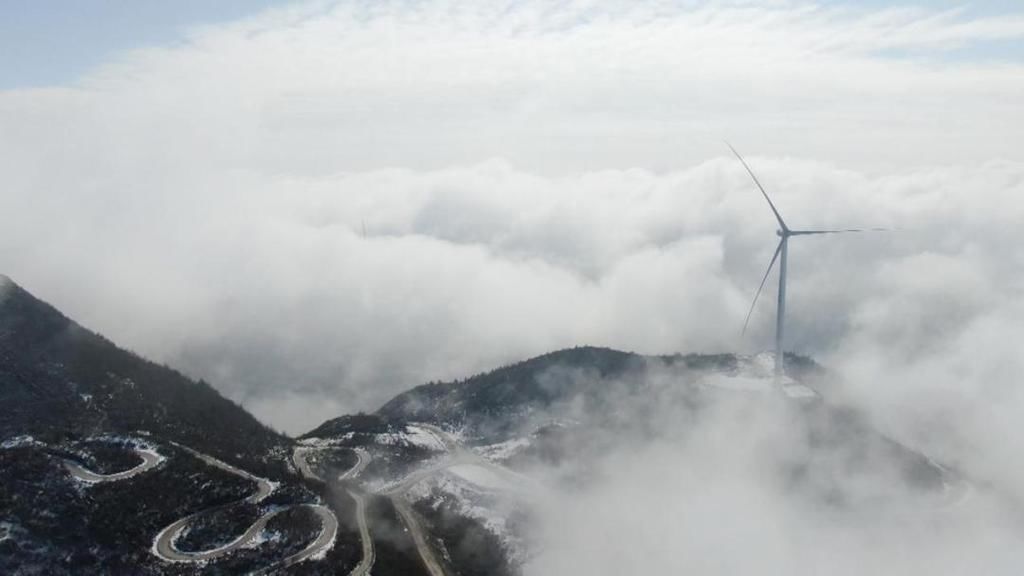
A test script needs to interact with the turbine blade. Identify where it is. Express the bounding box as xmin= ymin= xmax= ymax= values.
xmin=789 ymin=227 xmax=890 ymax=236
xmin=742 ymin=239 xmax=784 ymax=337
xmin=726 ymin=142 xmax=788 ymax=231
